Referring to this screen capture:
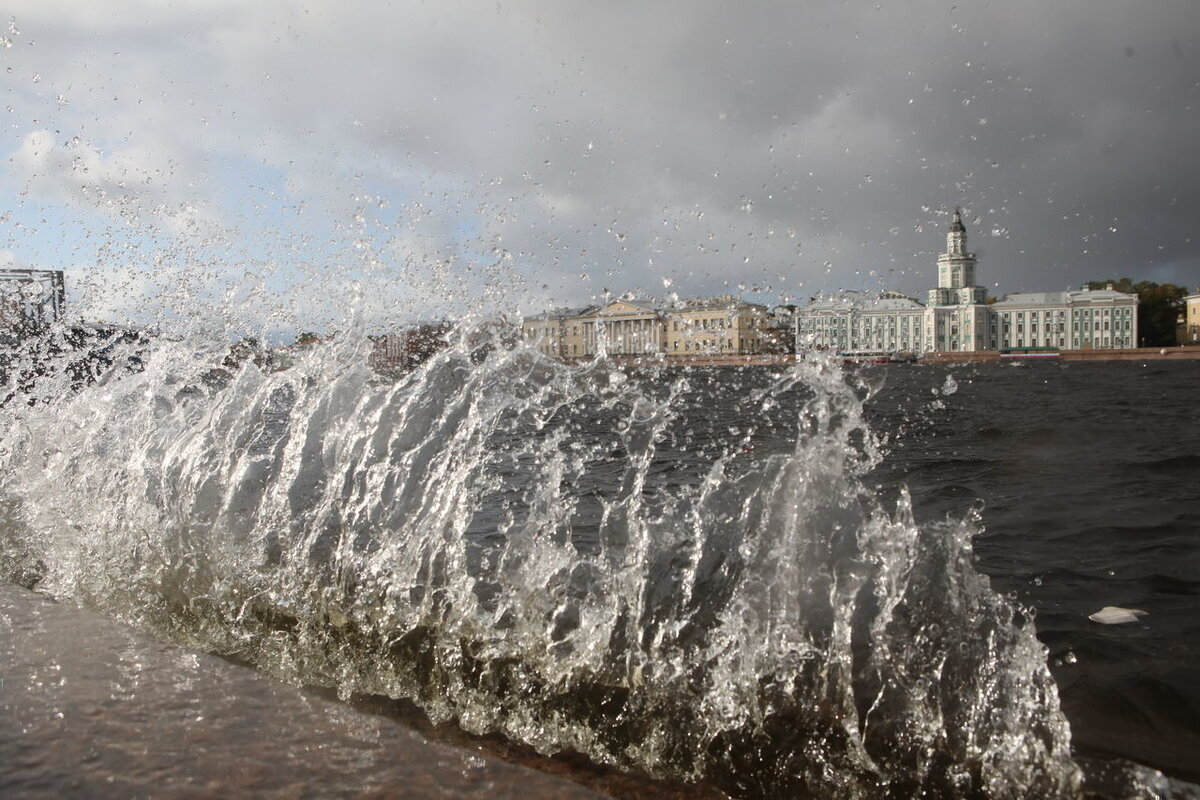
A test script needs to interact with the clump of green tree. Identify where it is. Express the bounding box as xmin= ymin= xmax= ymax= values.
xmin=293 ymin=331 xmax=326 ymax=348
xmin=1085 ymin=279 xmax=1187 ymax=347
